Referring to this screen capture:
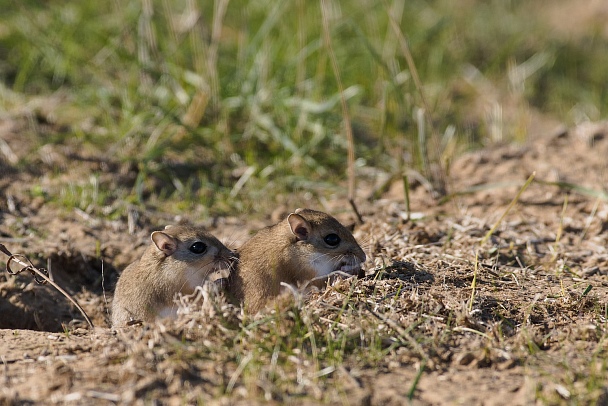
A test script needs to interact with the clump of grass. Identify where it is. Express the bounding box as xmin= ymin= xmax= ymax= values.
xmin=139 ymin=279 xmax=415 ymax=402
